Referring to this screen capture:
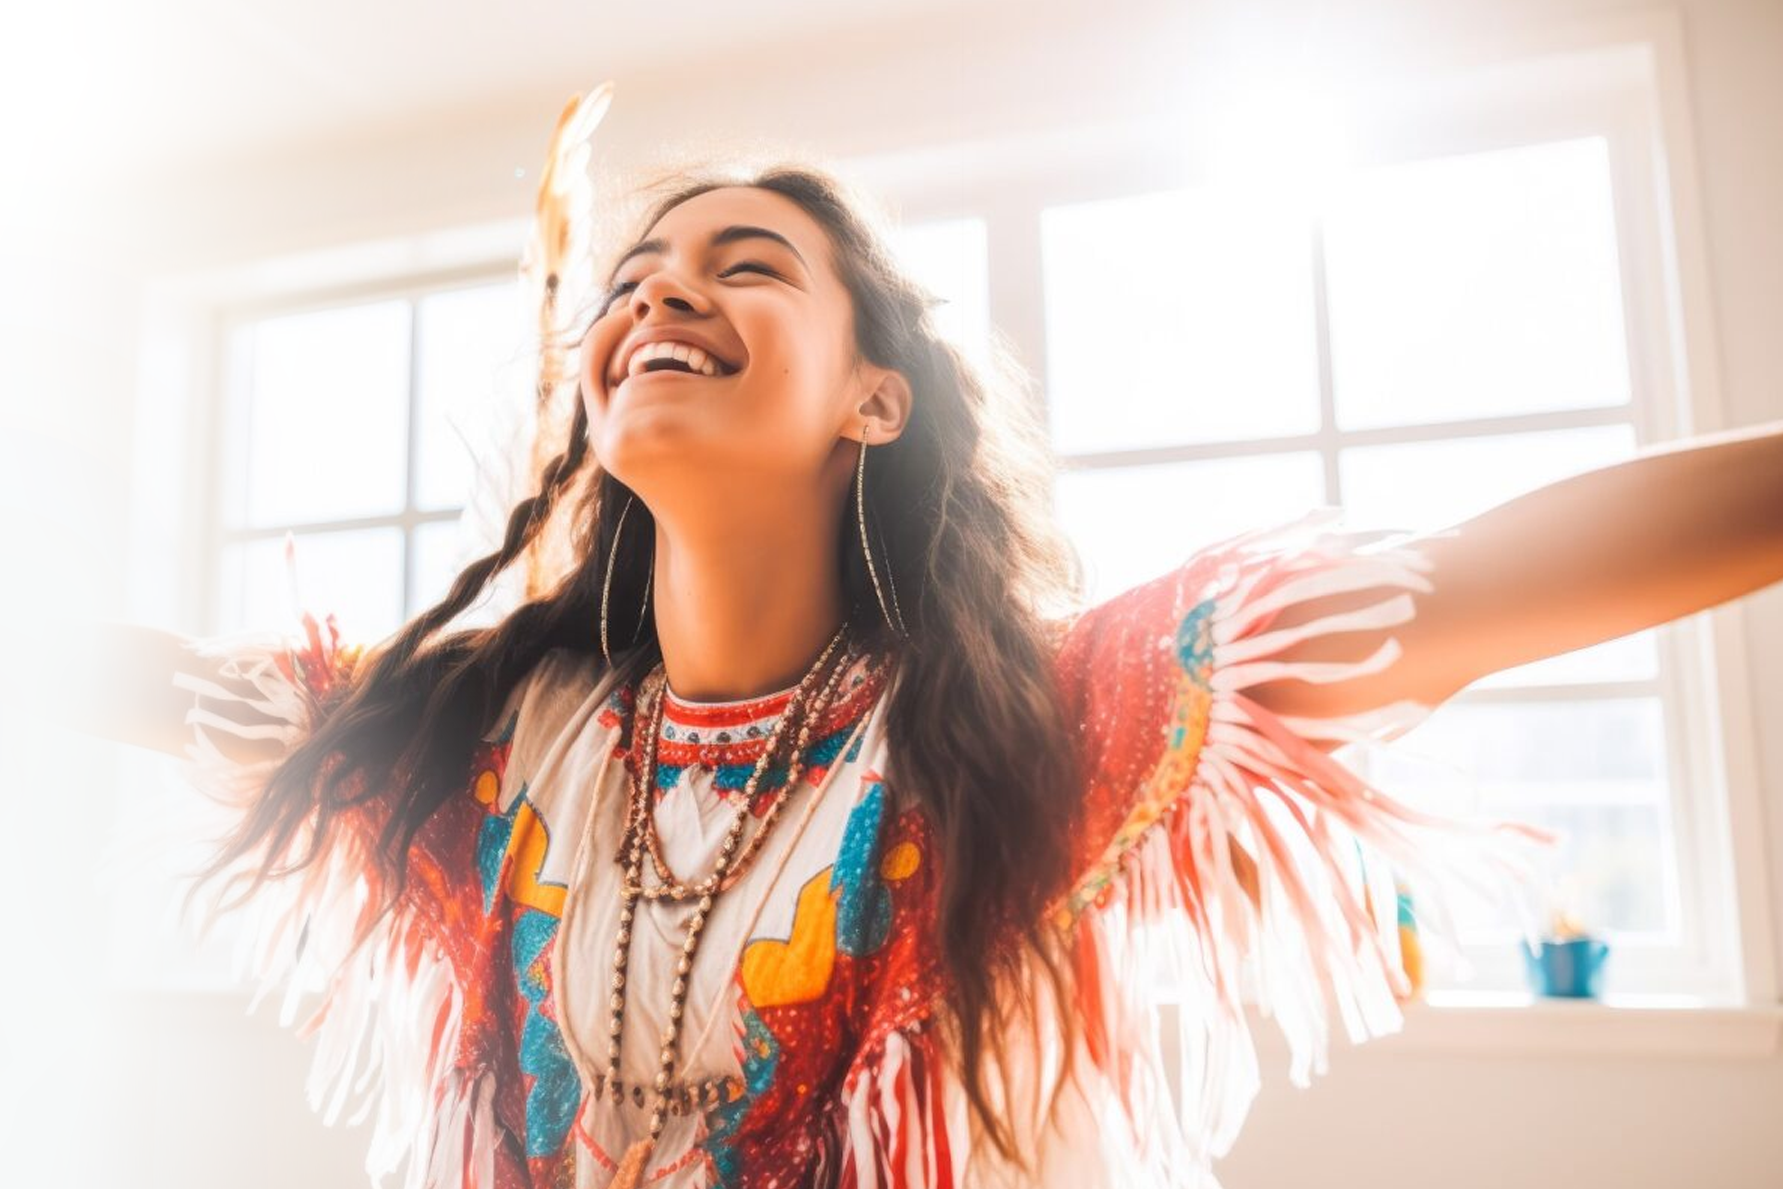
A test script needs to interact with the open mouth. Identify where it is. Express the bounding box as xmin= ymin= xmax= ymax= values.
xmin=635 ymin=357 xmax=731 ymax=377
xmin=612 ymin=339 xmax=741 ymax=387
